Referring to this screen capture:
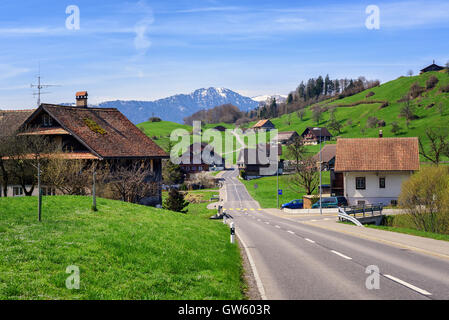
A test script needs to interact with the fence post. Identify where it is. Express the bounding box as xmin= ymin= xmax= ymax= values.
xmin=230 ymin=222 xmax=235 ymax=244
